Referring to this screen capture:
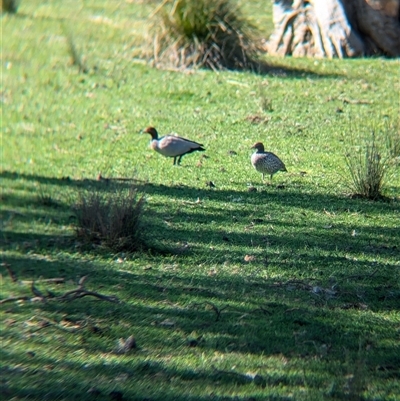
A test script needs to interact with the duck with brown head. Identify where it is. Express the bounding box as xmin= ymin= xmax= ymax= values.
xmin=142 ymin=127 xmax=205 ymax=165
xmin=251 ymin=141 xmax=287 ymax=182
